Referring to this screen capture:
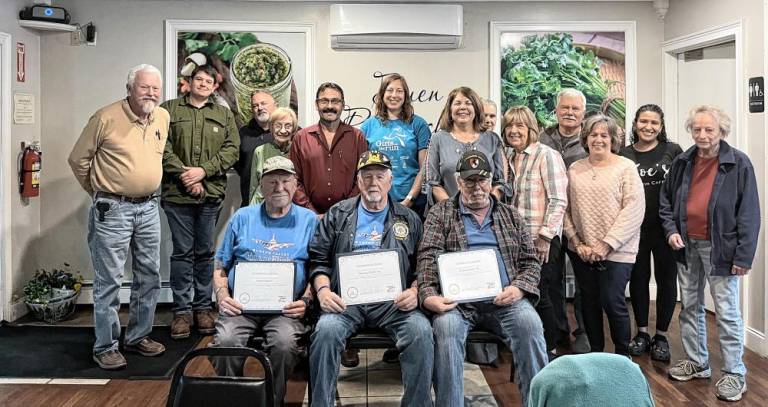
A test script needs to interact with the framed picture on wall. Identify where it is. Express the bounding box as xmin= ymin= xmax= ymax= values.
xmin=489 ymin=21 xmax=636 ymax=135
xmin=165 ymin=20 xmax=315 ymax=128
